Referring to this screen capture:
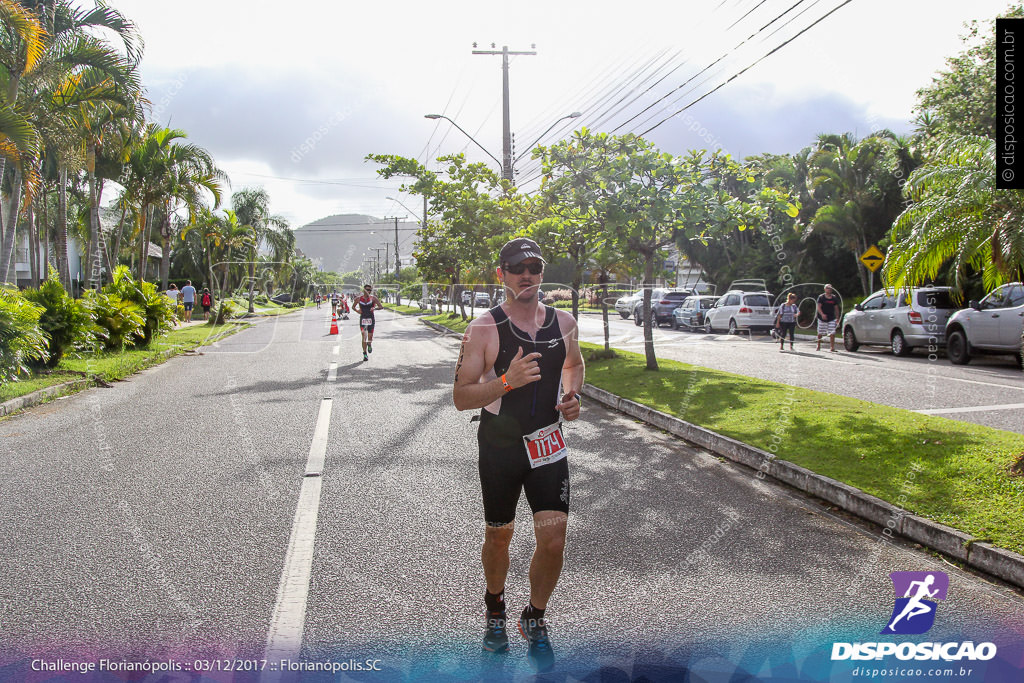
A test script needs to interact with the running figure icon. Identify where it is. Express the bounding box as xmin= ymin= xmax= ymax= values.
xmin=887 ymin=575 xmax=938 ymax=631
xmin=881 ymin=571 xmax=949 ymax=635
